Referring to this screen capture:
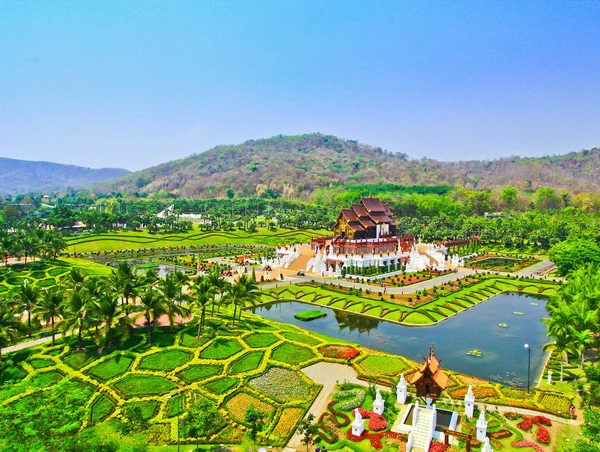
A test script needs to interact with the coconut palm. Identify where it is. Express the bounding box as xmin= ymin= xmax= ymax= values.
xmin=190 ymin=277 xmax=216 ymax=335
xmin=12 ymin=279 xmax=40 ymax=337
xmin=570 ymin=329 xmax=595 ymax=370
xmin=60 ymin=290 xmax=92 ymax=350
xmin=0 ymin=299 xmax=25 ymax=363
xmin=136 ymin=288 xmax=168 ymax=345
xmin=207 ymin=266 xmax=227 ymax=315
xmin=158 ymin=273 xmax=191 ymax=329
xmin=235 ymin=274 xmax=260 ymax=322
xmin=32 ymin=288 xmax=64 ymax=346
xmin=543 ymin=302 xmax=575 ymax=382
xmin=90 ymin=289 xmax=122 ymax=349
xmin=222 ymin=283 xmax=246 ymax=326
